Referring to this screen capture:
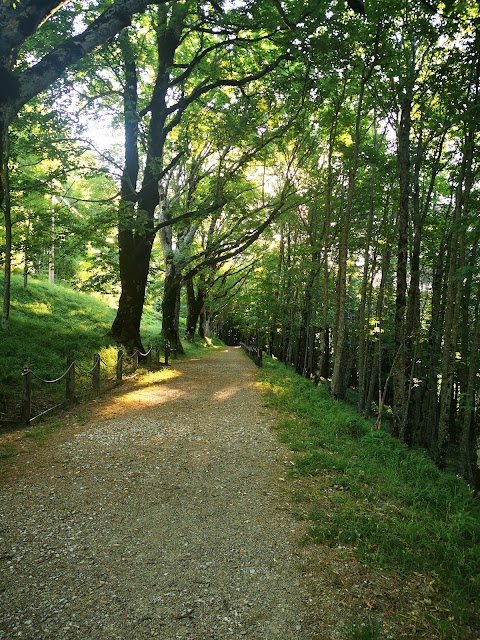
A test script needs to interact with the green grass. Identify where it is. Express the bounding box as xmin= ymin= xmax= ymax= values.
xmin=260 ymin=358 xmax=480 ymax=638
xmin=0 ymin=442 xmax=16 ymax=459
xmin=0 ymin=275 xmax=118 ymax=388
xmin=345 ymin=616 xmax=383 ymax=640
xmin=24 ymin=416 xmax=65 ymax=442
xmin=0 ymin=274 xmax=172 ymax=418
xmin=0 ymin=274 xmax=222 ymax=423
